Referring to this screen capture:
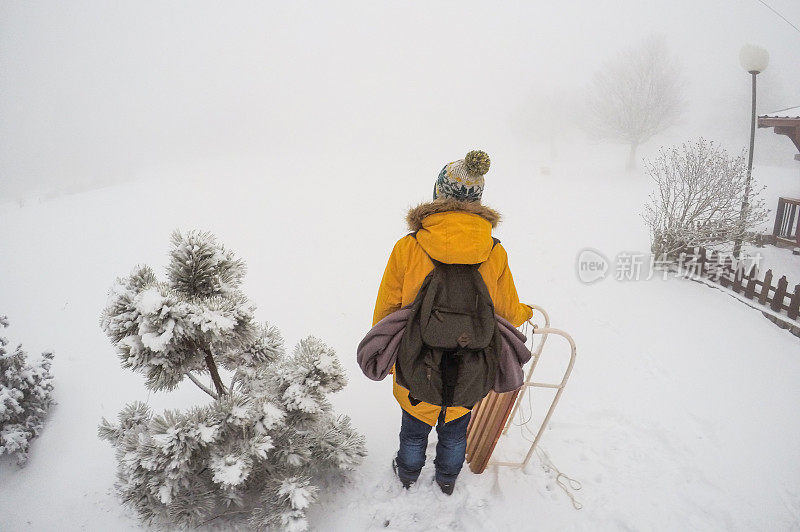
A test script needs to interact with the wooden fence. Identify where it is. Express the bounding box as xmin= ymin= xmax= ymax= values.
xmin=679 ymin=246 xmax=800 ymax=336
